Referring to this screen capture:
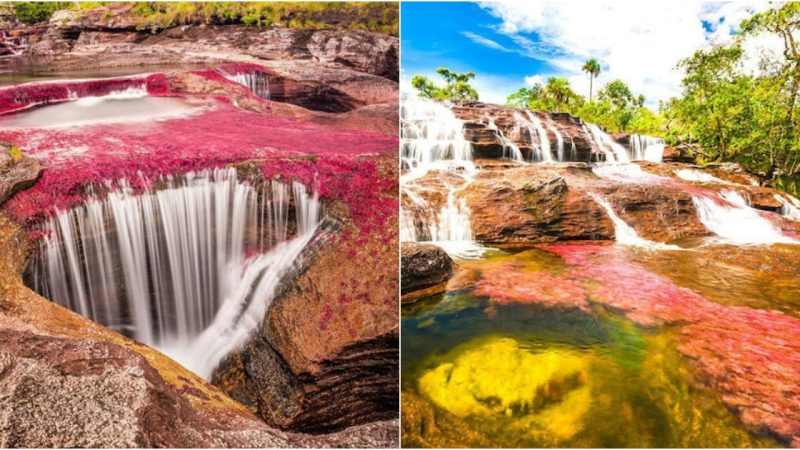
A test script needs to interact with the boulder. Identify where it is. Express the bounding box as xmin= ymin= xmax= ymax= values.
xmin=401 ymin=242 xmax=454 ymax=295
xmin=0 ymin=147 xmax=41 ymax=207
xmin=0 ymin=214 xmax=395 ymax=448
